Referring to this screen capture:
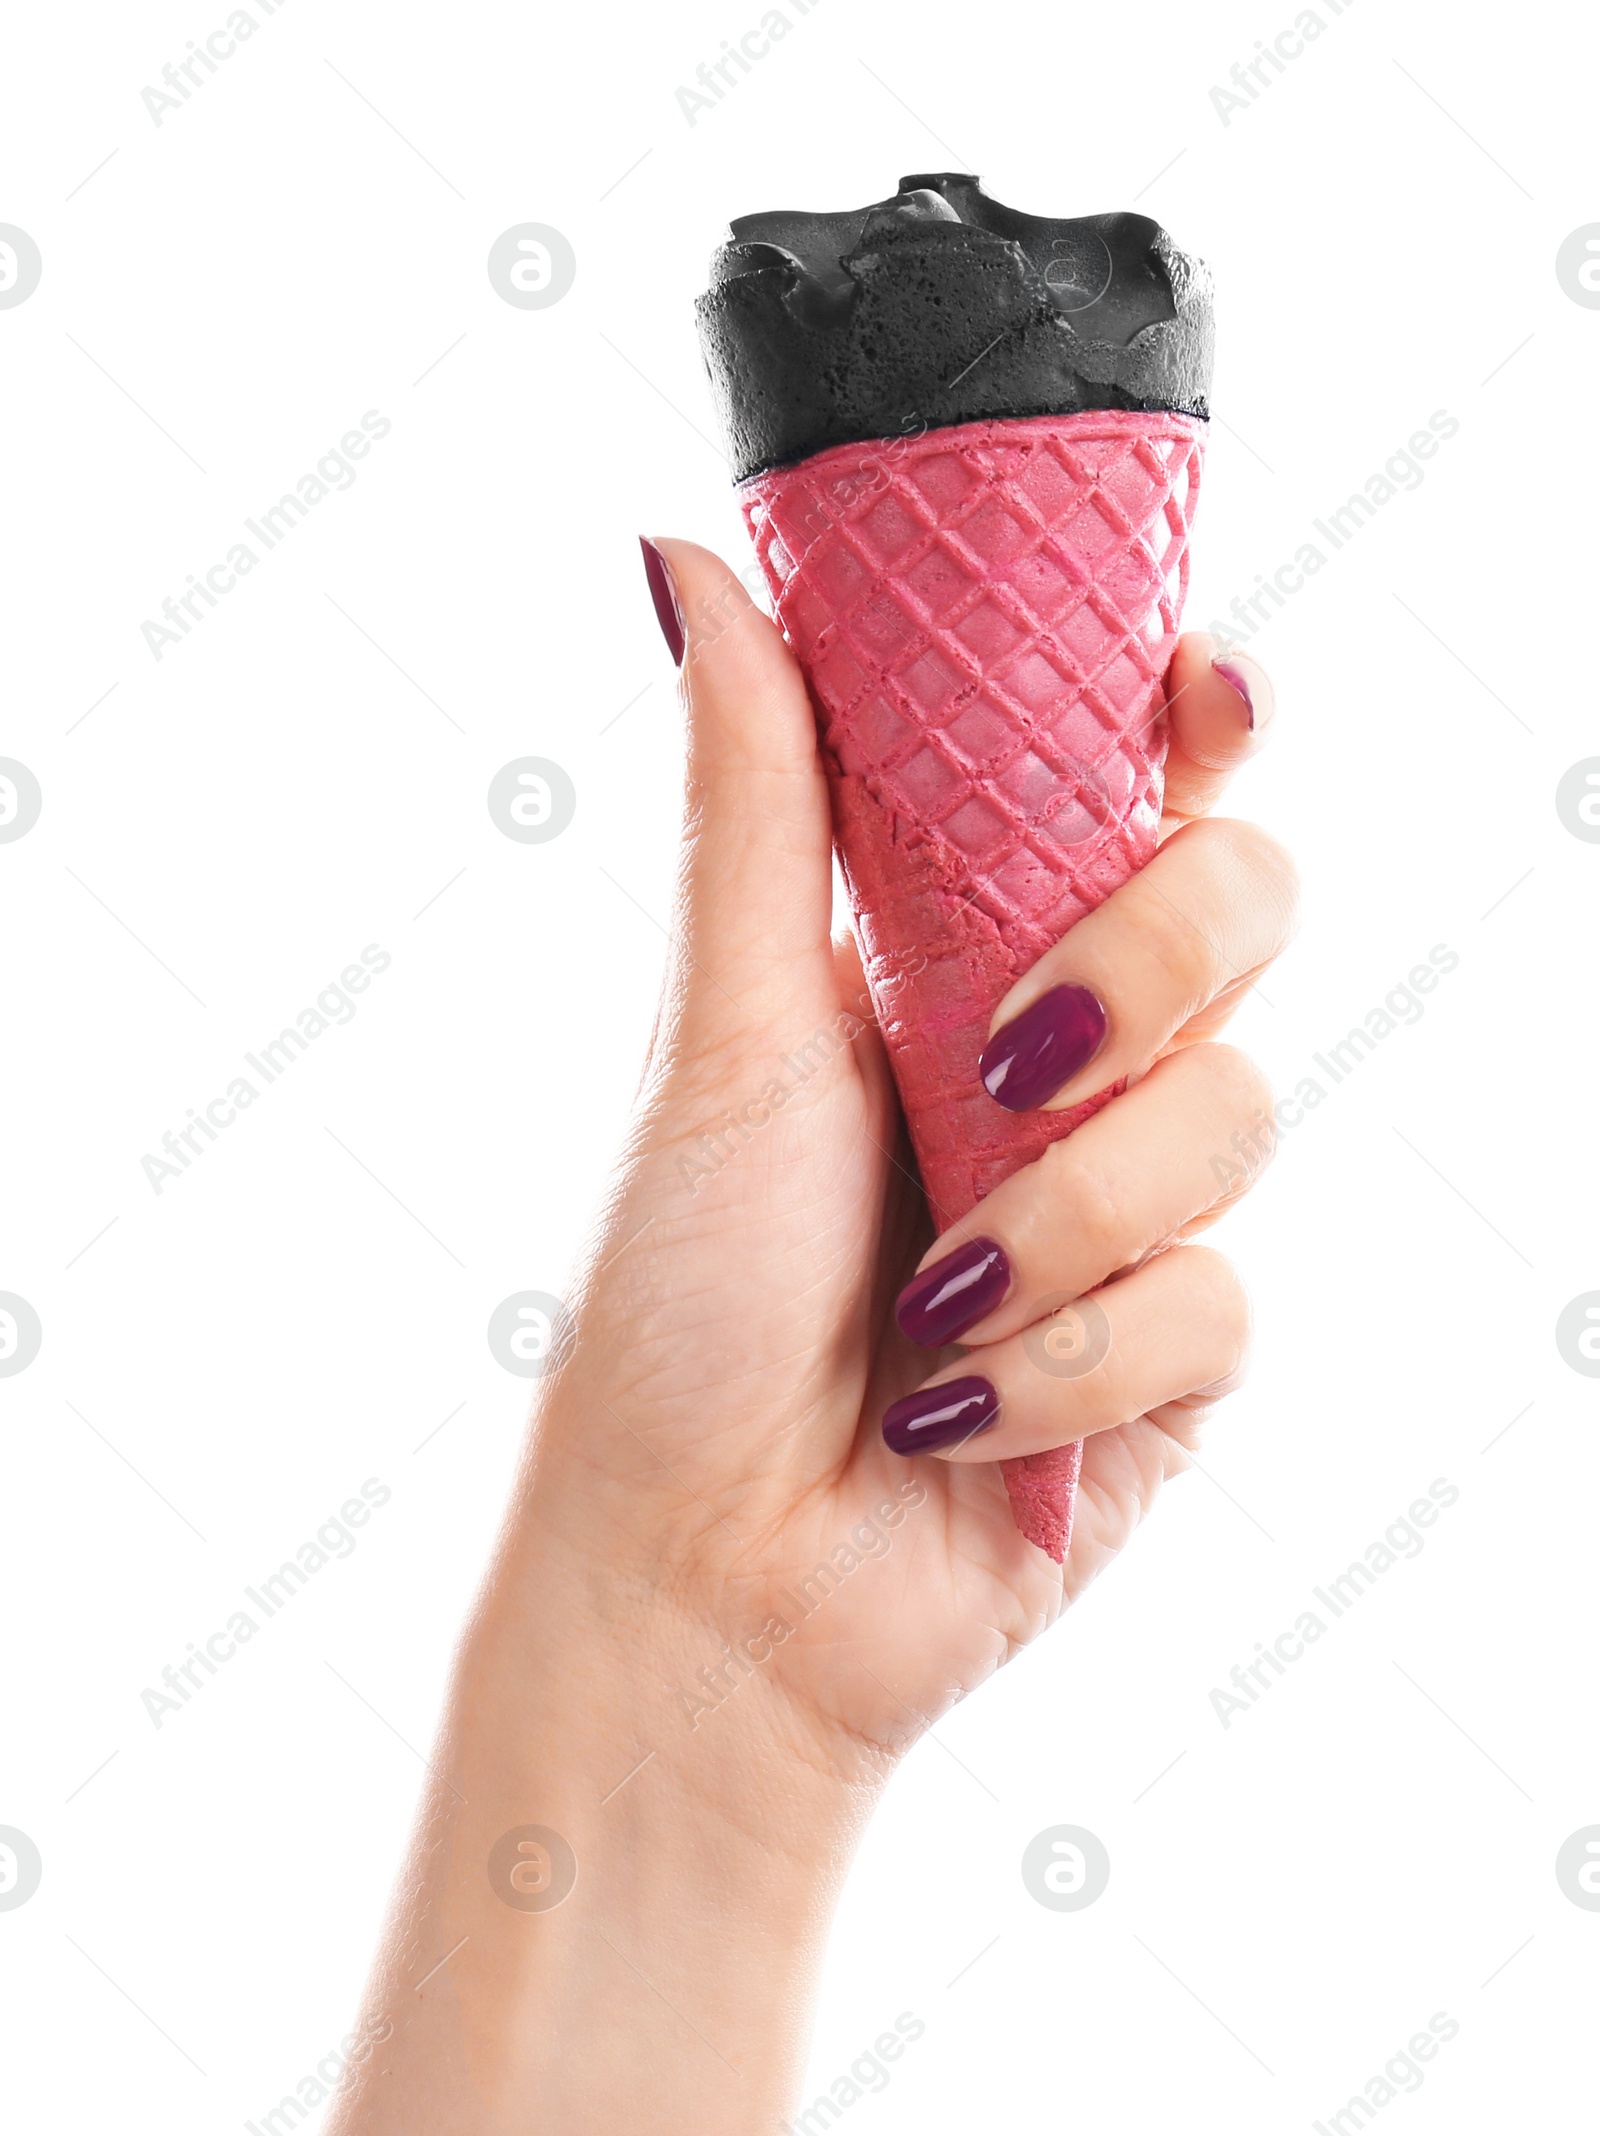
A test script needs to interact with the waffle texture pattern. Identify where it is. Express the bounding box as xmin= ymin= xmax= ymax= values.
xmin=742 ymin=408 xmax=1205 ymax=1561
